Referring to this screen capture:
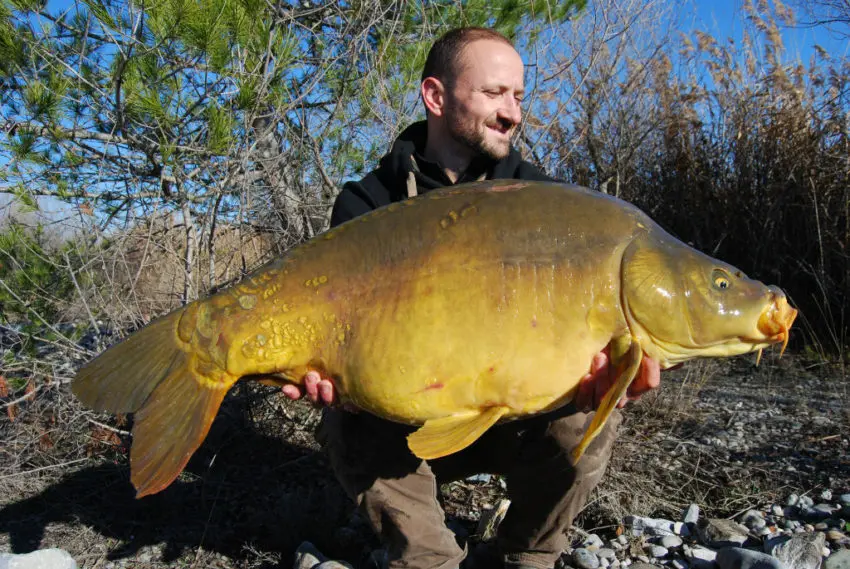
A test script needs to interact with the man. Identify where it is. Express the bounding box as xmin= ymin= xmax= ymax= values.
xmin=284 ymin=27 xmax=661 ymax=569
